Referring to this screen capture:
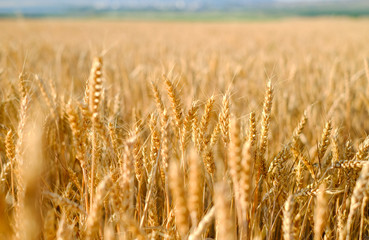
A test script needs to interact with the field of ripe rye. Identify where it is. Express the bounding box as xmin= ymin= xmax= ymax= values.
xmin=1 ymin=18 xmax=369 ymax=239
